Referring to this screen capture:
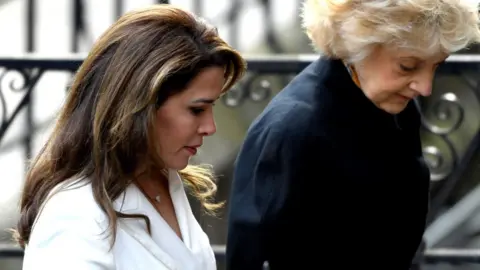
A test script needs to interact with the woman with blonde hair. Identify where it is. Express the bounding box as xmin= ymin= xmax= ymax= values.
xmin=226 ymin=0 xmax=480 ymax=269
xmin=14 ymin=4 xmax=246 ymax=270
